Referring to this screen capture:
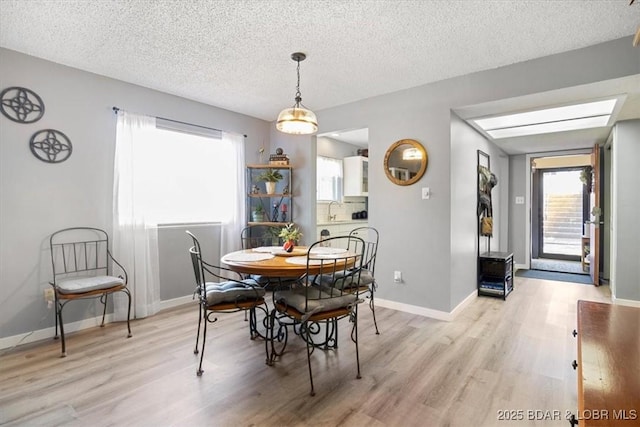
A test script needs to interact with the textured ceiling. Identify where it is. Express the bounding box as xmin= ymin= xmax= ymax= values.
xmin=1 ymin=0 xmax=638 ymax=127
